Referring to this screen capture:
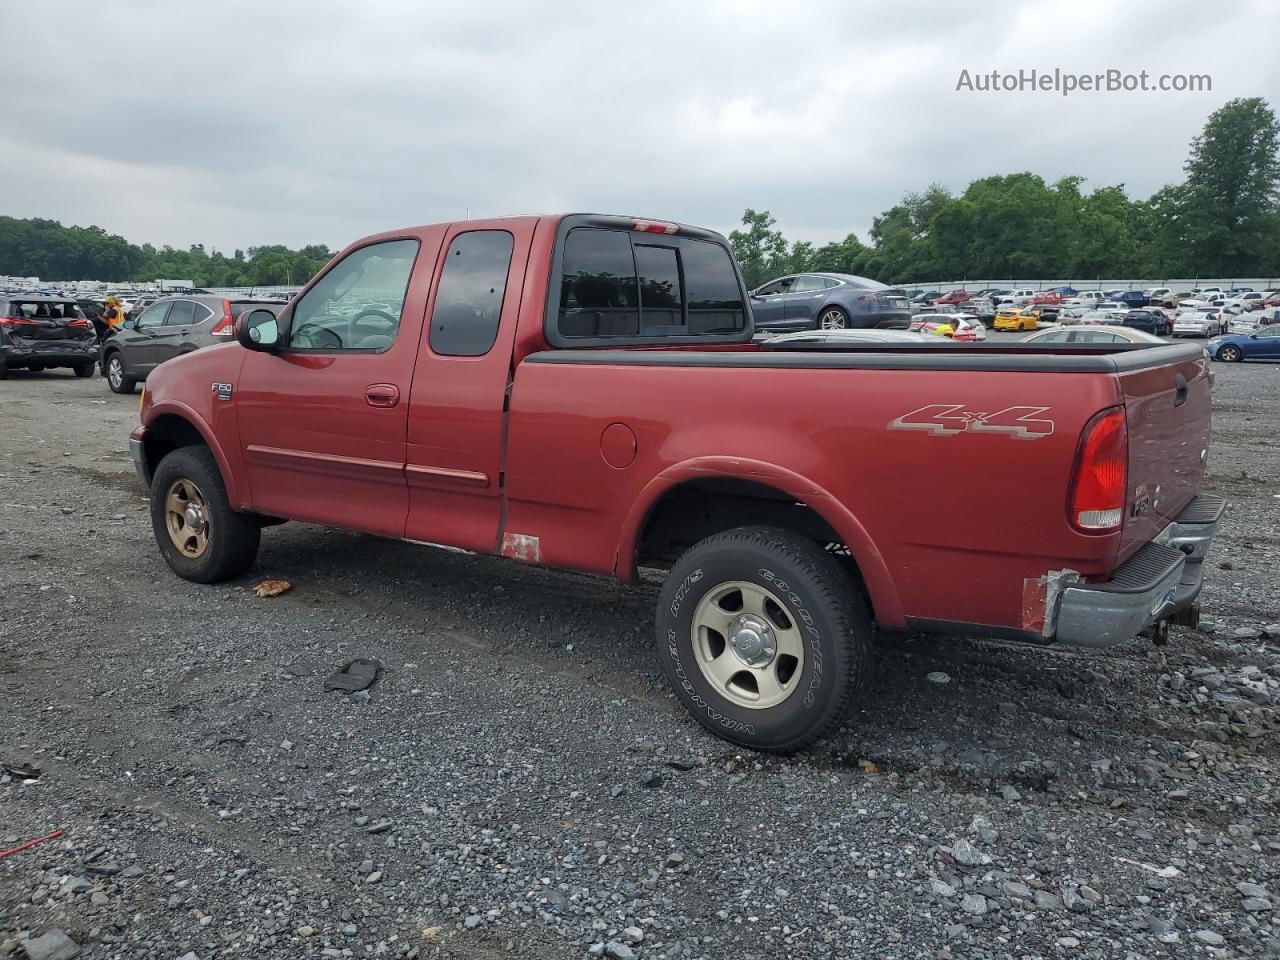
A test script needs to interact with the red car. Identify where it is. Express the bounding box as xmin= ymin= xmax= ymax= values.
xmin=932 ymin=289 xmax=972 ymax=305
xmin=1032 ymin=291 xmax=1064 ymax=305
xmin=129 ymin=214 xmax=1222 ymax=752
